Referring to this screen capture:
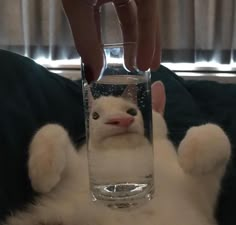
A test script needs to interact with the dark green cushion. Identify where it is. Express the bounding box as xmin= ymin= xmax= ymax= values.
xmin=0 ymin=49 xmax=235 ymax=225
xmin=152 ymin=67 xmax=236 ymax=225
xmin=0 ymin=49 xmax=85 ymax=220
